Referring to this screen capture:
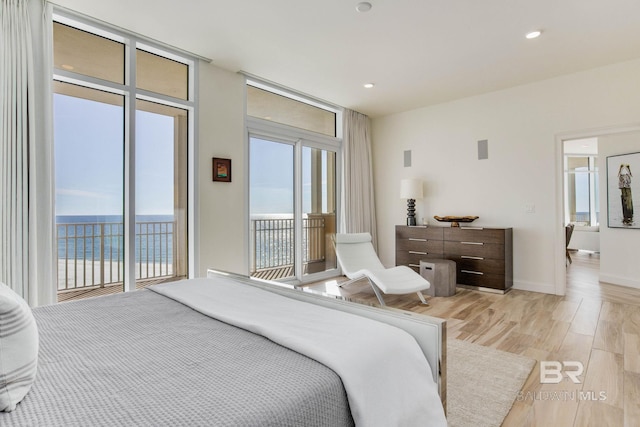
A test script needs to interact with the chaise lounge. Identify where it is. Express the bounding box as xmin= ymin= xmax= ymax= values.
xmin=333 ymin=232 xmax=431 ymax=306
